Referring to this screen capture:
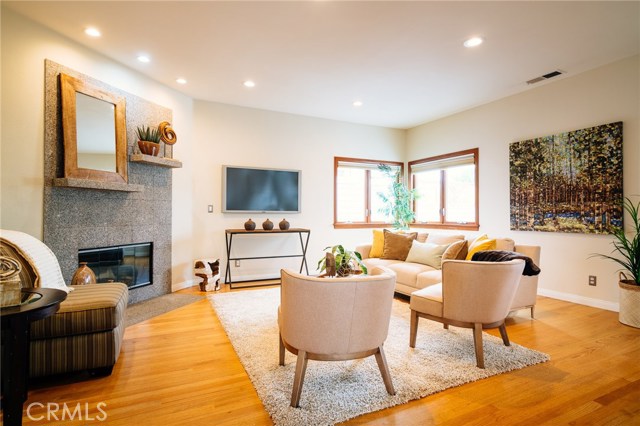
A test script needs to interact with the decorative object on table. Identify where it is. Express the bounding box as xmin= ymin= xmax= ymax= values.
xmin=70 ymin=262 xmax=97 ymax=286
xmin=262 ymin=218 xmax=274 ymax=230
xmin=377 ymin=163 xmax=417 ymax=230
xmin=194 ymin=259 xmax=220 ymax=291
xmin=136 ymin=125 xmax=162 ymax=156
xmin=318 ymin=245 xmax=367 ymax=277
xmin=244 ymin=218 xmax=256 ymax=231
xmin=0 ymin=256 xmax=22 ymax=307
xmin=324 ymin=253 xmax=336 ymax=277
xmin=592 ymin=196 xmax=640 ymax=328
xmin=279 ymin=218 xmax=290 ymax=230
xmin=510 ymin=121 xmax=623 ymax=234
xmin=158 ymin=121 xmax=177 ymax=159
